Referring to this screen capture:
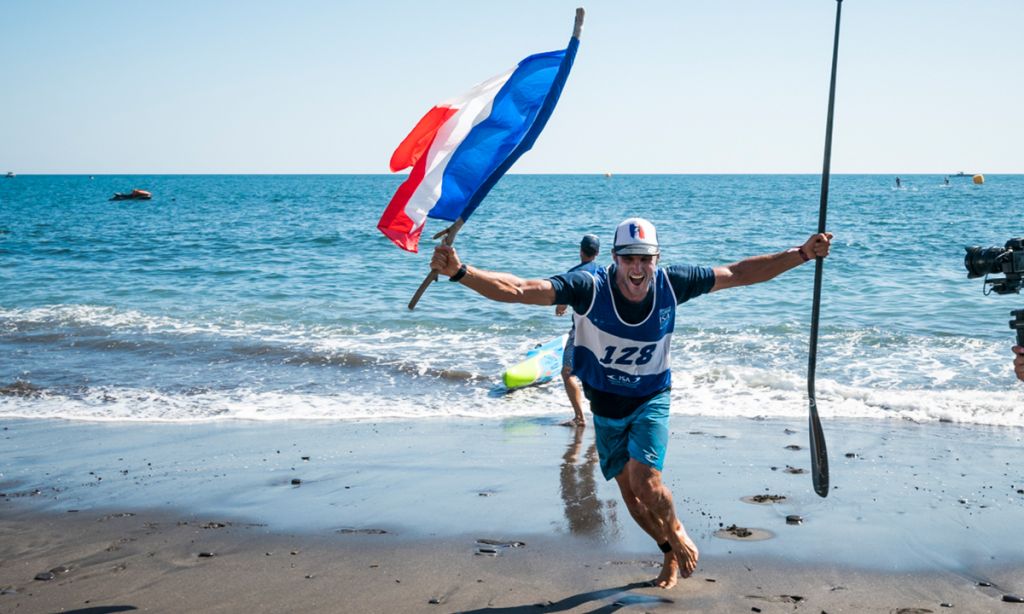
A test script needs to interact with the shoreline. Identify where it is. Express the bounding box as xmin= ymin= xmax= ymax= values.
xmin=3 ymin=415 xmax=1024 ymax=611
xmin=2 ymin=505 xmax=1022 ymax=613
